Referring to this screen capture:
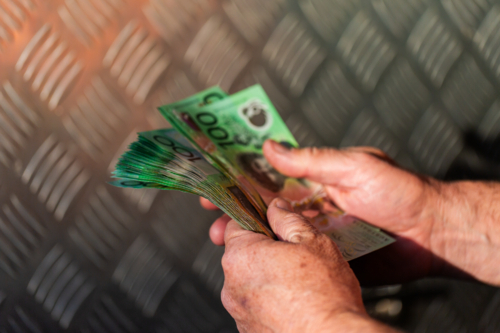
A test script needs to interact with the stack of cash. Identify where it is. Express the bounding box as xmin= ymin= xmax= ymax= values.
xmin=112 ymin=85 xmax=395 ymax=260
